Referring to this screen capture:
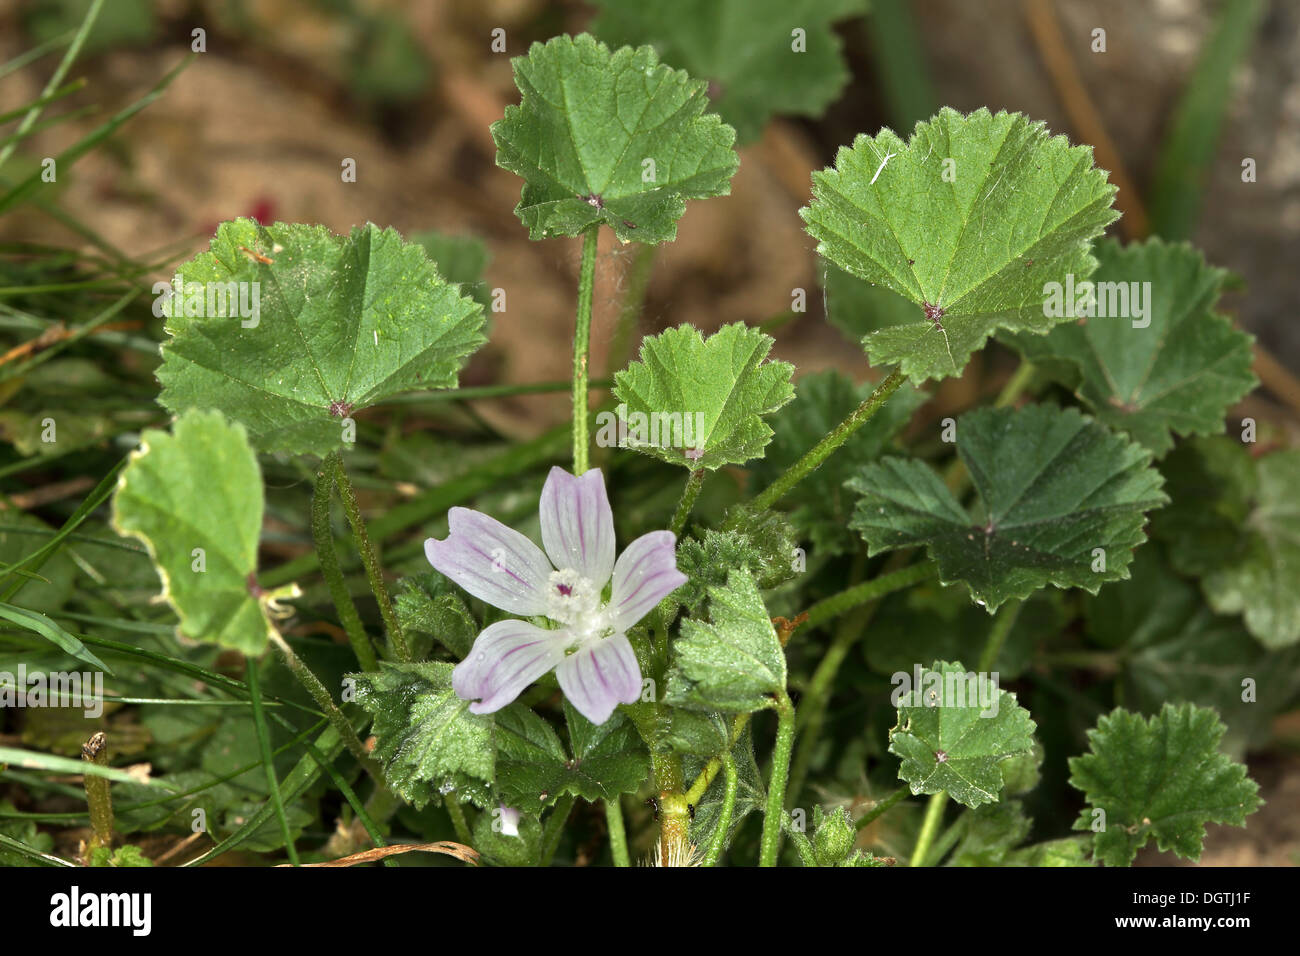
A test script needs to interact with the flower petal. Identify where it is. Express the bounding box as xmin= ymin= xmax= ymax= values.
xmin=555 ymin=634 xmax=642 ymax=725
xmin=452 ymin=619 xmax=569 ymax=714
xmin=609 ymin=530 xmax=688 ymax=632
xmin=426 ymin=507 xmax=553 ymax=615
xmin=538 ymin=466 xmax=615 ymax=584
